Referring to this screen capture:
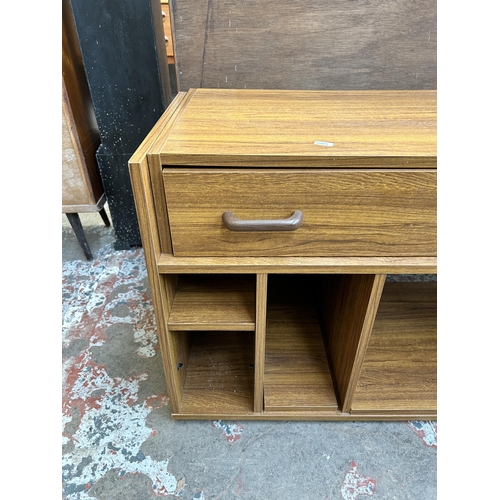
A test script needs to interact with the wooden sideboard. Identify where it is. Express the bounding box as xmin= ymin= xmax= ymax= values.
xmin=129 ymin=89 xmax=437 ymax=420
